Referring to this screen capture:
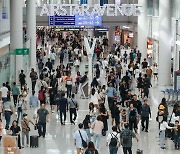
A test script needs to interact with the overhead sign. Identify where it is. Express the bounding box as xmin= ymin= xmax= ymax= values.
xmin=75 ymin=14 xmax=102 ymax=26
xmin=49 ymin=16 xmax=75 ymax=26
xmin=40 ymin=4 xmax=142 ymax=17
xmin=16 ymin=48 xmax=30 ymax=55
